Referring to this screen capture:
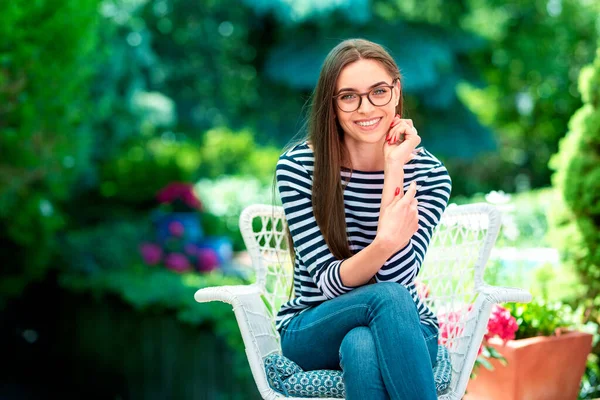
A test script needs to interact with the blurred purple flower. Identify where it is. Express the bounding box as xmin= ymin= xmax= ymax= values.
xmin=165 ymin=252 xmax=191 ymax=272
xmin=197 ymin=248 xmax=219 ymax=273
xmin=139 ymin=242 xmax=162 ymax=265
xmin=168 ymin=221 xmax=185 ymax=237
